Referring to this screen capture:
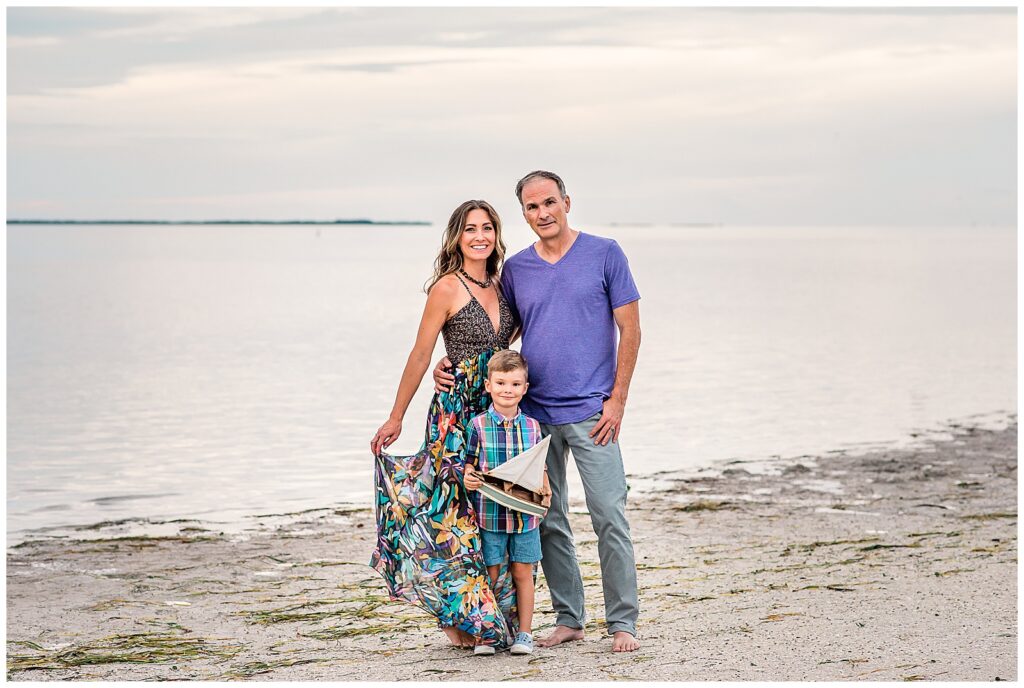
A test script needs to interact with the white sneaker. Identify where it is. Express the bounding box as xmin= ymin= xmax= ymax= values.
xmin=510 ymin=632 xmax=534 ymax=655
xmin=473 ymin=643 xmax=496 ymax=656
